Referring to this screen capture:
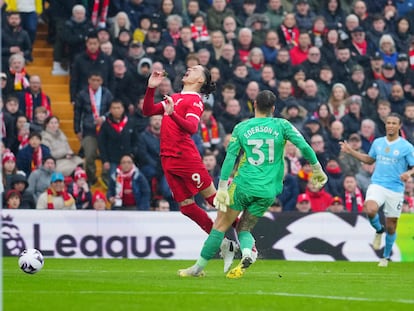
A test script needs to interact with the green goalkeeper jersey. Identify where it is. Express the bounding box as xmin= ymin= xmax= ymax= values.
xmin=221 ymin=117 xmax=318 ymax=198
